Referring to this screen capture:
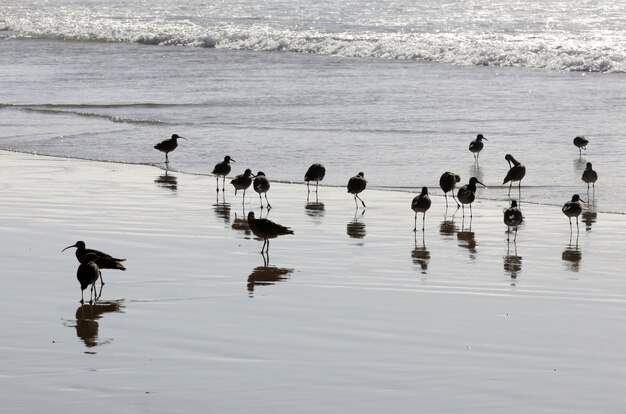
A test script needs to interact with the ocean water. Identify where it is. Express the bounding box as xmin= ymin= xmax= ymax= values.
xmin=1 ymin=0 xmax=625 ymax=212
